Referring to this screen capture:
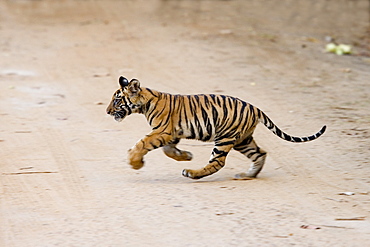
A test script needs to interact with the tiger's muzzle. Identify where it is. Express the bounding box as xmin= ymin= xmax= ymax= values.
xmin=112 ymin=109 xmax=131 ymax=122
